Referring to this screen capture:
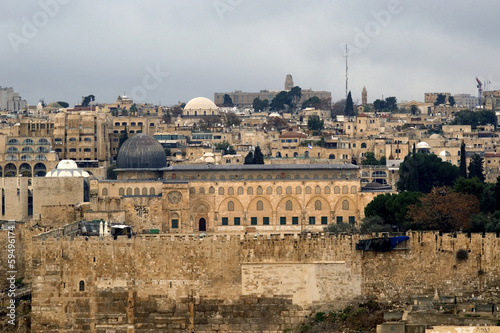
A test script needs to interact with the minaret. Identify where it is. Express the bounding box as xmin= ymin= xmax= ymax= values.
xmin=362 ymin=86 xmax=367 ymax=105
xmin=284 ymin=74 xmax=294 ymax=90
